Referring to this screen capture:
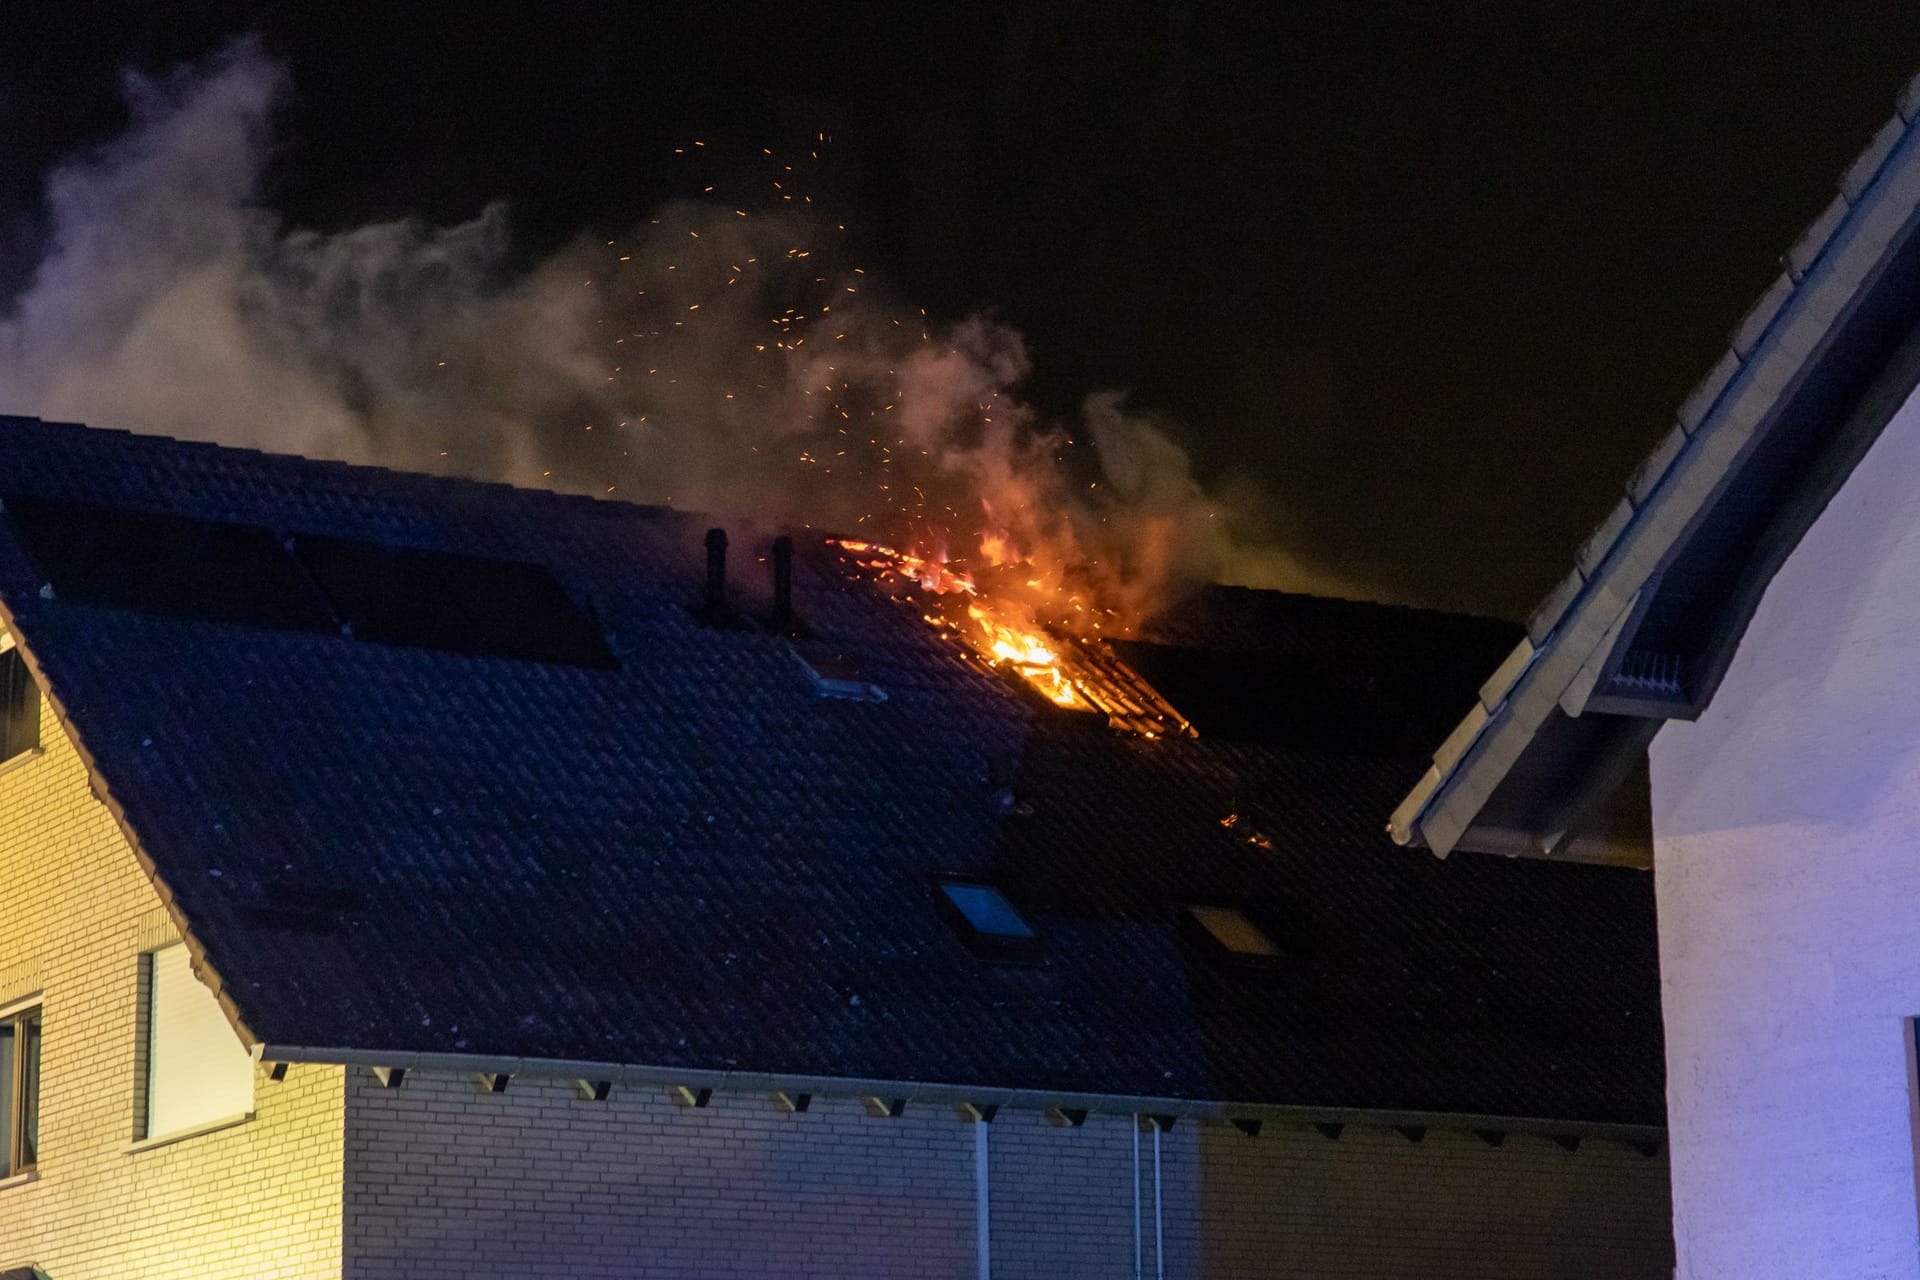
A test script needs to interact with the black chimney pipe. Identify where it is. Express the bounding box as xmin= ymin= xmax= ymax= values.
xmin=704 ymin=527 xmax=728 ymax=617
xmin=770 ymin=535 xmax=794 ymax=632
